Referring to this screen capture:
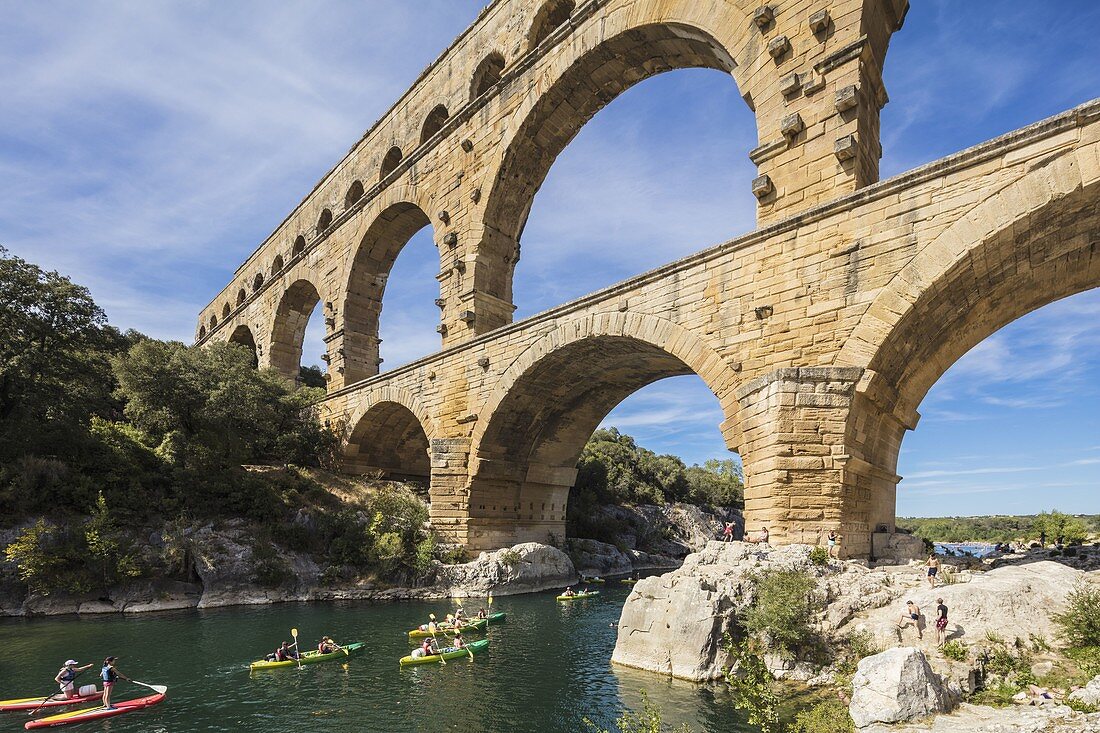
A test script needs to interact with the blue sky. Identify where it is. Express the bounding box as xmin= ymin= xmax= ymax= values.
xmin=1 ymin=1 xmax=1097 ymax=517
